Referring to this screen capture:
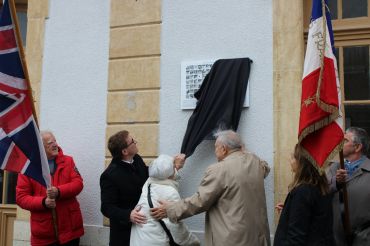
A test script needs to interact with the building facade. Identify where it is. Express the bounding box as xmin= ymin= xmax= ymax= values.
xmin=0 ymin=0 xmax=368 ymax=245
